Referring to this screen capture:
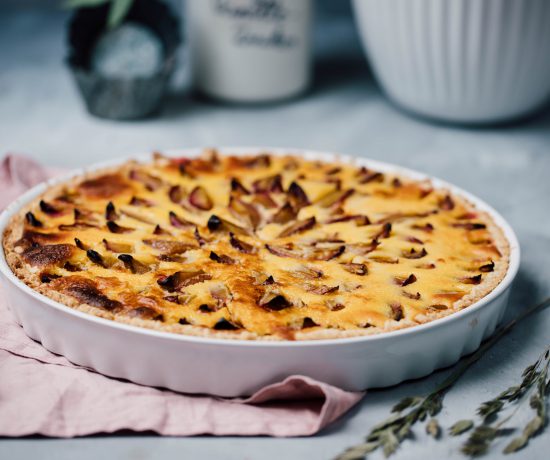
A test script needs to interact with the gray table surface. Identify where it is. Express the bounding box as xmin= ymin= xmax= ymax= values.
xmin=1 ymin=3 xmax=550 ymax=460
